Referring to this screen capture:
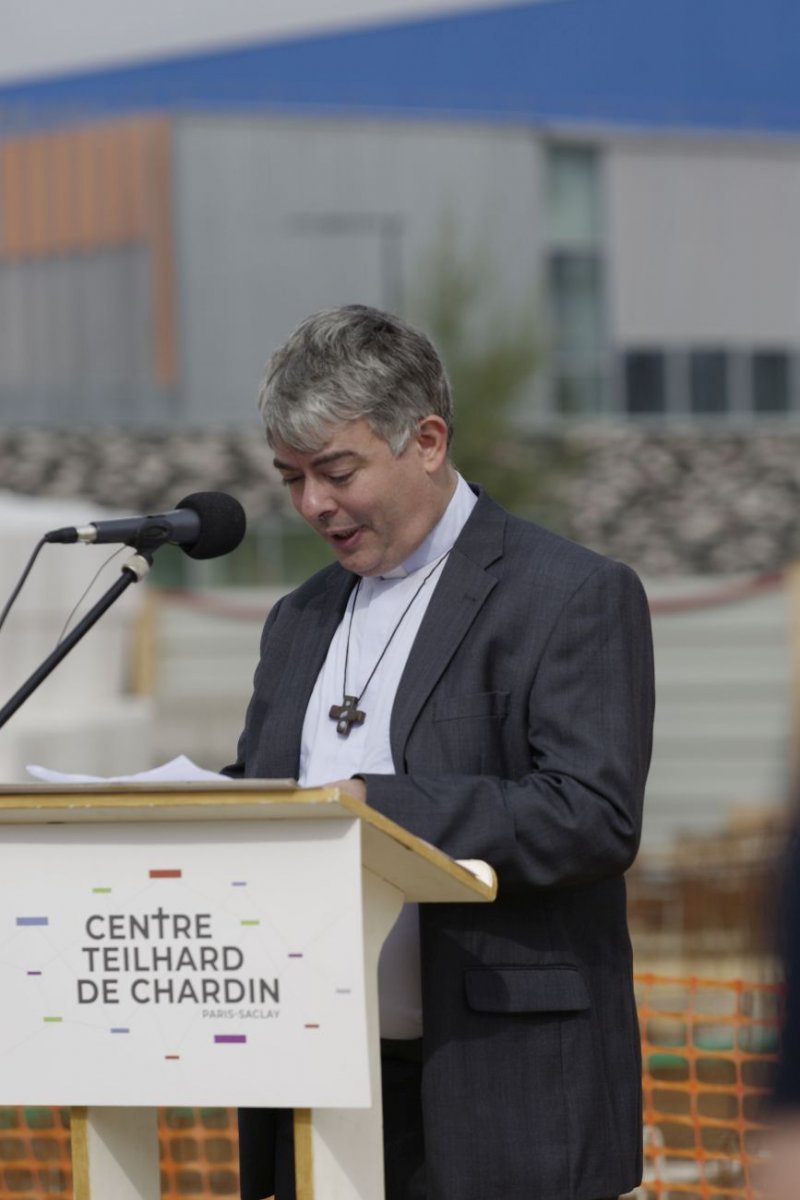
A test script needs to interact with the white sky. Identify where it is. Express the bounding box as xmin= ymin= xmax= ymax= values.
xmin=0 ymin=0 xmax=544 ymax=84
